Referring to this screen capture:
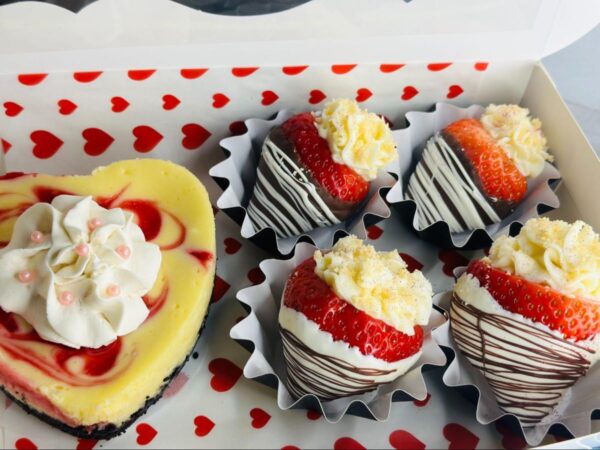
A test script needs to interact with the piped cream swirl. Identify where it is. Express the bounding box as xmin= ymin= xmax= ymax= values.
xmin=0 ymin=195 xmax=161 ymax=349
xmin=315 ymin=99 xmax=397 ymax=181
xmin=480 ymin=104 xmax=552 ymax=178
xmin=486 ymin=218 xmax=600 ymax=301
xmin=314 ymin=236 xmax=432 ymax=334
